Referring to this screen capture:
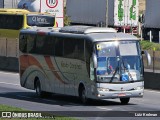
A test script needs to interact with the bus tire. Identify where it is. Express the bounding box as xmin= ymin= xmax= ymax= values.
xmin=120 ymin=98 xmax=130 ymax=105
xmin=79 ymin=86 xmax=88 ymax=104
xmin=35 ymin=79 xmax=45 ymax=98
